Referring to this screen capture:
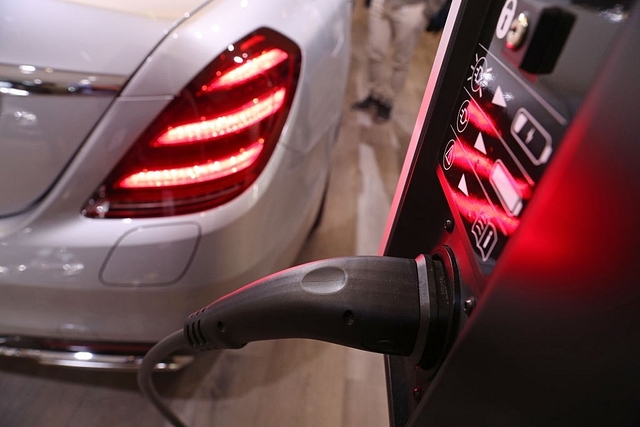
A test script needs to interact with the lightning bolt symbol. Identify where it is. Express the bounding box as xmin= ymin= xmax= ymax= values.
xmin=525 ymin=128 xmax=535 ymax=144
